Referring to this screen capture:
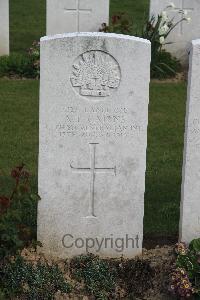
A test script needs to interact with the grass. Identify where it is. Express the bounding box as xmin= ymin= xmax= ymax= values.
xmin=9 ymin=0 xmax=149 ymax=53
xmin=146 ymin=82 xmax=186 ymax=234
xmin=0 ymin=80 xmax=39 ymax=192
xmin=110 ymin=0 xmax=149 ymax=30
xmin=10 ymin=0 xmax=46 ymax=53
xmin=0 ymin=79 xmax=186 ymax=235
xmin=2 ymin=0 xmax=186 ymax=237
